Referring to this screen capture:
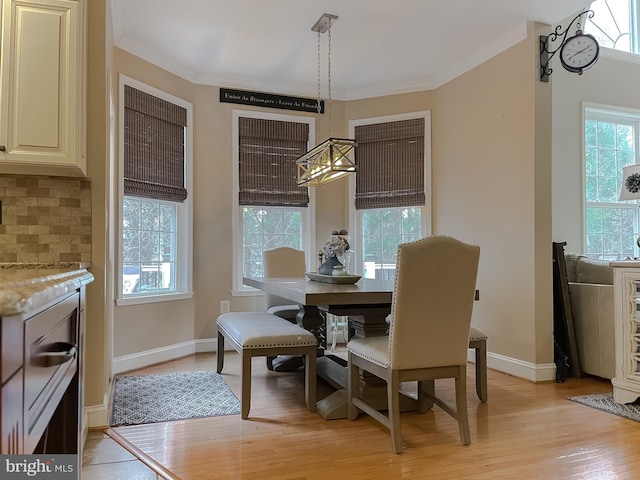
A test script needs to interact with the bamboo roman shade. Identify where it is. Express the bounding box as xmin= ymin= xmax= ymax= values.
xmin=238 ymin=117 xmax=309 ymax=207
xmin=124 ymin=85 xmax=188 ymax=202
xmin=355 ymin=118 xmax=425 ymax=210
